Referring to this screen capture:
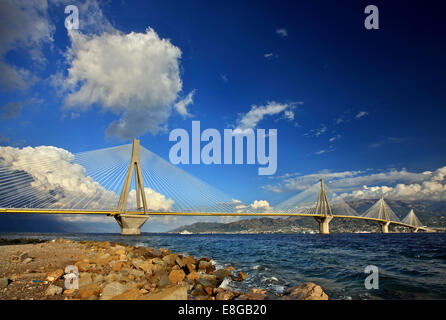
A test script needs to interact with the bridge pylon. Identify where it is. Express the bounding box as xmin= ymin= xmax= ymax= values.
xmin=377 ymin=197 xmax=391 ymax=233
xmin=314 ymin=179 xmax=333 ymax=234
xmin=114 ymin=138 xmax=149 ymax=235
